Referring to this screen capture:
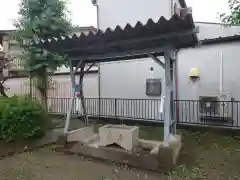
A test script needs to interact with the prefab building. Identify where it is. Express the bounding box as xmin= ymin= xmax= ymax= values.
xmin=94 ymin=0 xmax=240 ymax=125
